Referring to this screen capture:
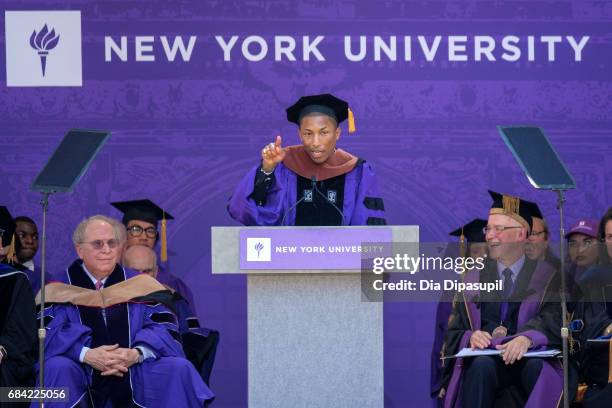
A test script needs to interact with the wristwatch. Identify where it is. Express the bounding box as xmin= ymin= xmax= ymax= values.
xmin=135 ymin=348 xmax=144 ymax=364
